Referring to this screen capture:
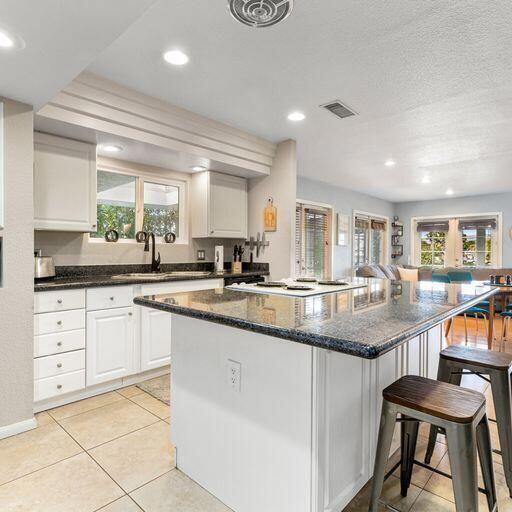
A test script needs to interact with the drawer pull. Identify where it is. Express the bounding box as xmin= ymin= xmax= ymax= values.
xmin=57 ymin=363 xmax=62 ymax=368
xmin=57 ymin=299 xmax=63 ymax=304
xmin=57 ymin=384 xmax=62 ymax=389
xmin=57 ymin=320 xmax=62 ymax=326
xmin=57 ymin=342 xmax=62 ymax=347
xmin=128 ymin=312 xmax=133 ymax=316
xmin=110 ymin=296 xmax=115 ymax=301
